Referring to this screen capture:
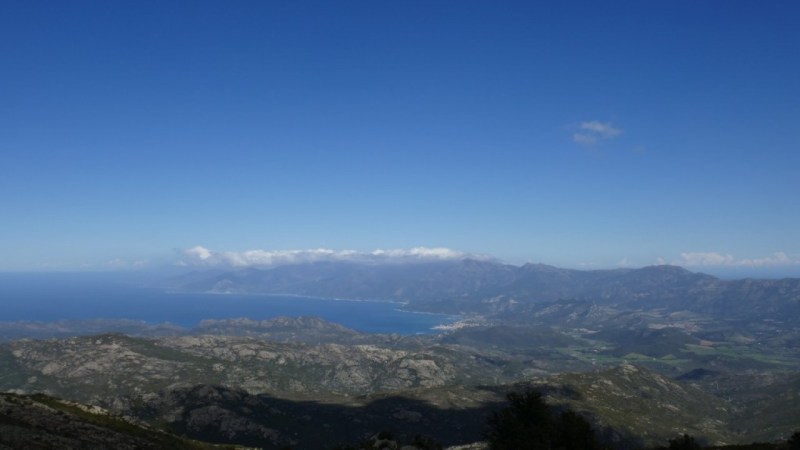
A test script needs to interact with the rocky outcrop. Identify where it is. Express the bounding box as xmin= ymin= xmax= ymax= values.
xmin=2 ymin=333 xmax=461 ymax=404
